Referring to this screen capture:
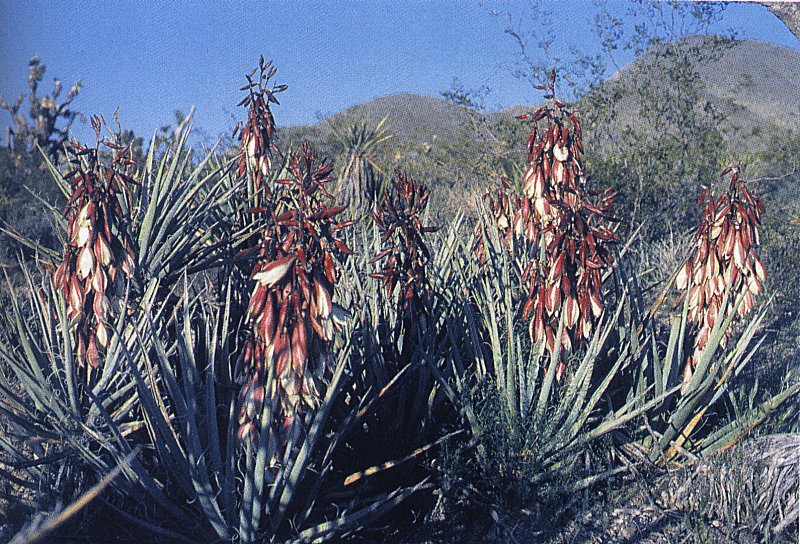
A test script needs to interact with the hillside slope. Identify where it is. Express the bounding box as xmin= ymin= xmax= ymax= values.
xmin=276 ymin=36 xmax=800 ymax=220
xmin=281 ymin=36 xmax=800 ymax=154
